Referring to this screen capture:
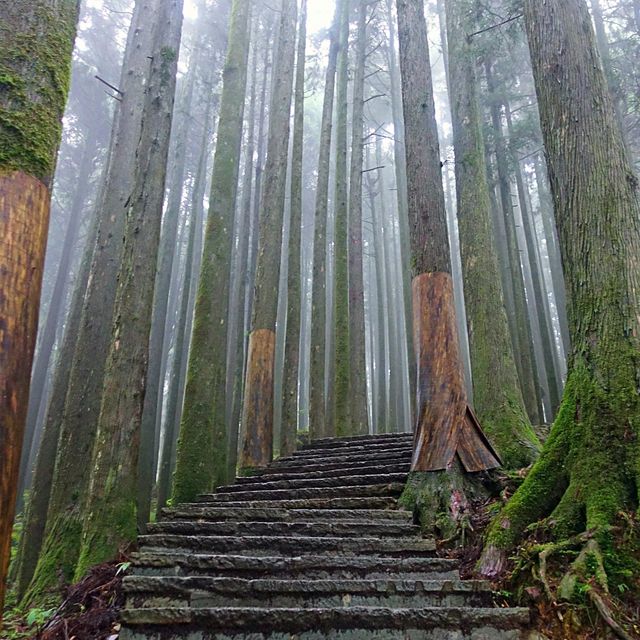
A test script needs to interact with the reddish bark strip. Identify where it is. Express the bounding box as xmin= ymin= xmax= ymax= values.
xmin=0 ymin=171 xmax=51 ymax=619
xmin=411 ymin=272 xmax=500 ymax=473
xmin=239 ymin=329 xmax=276 ymax=472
